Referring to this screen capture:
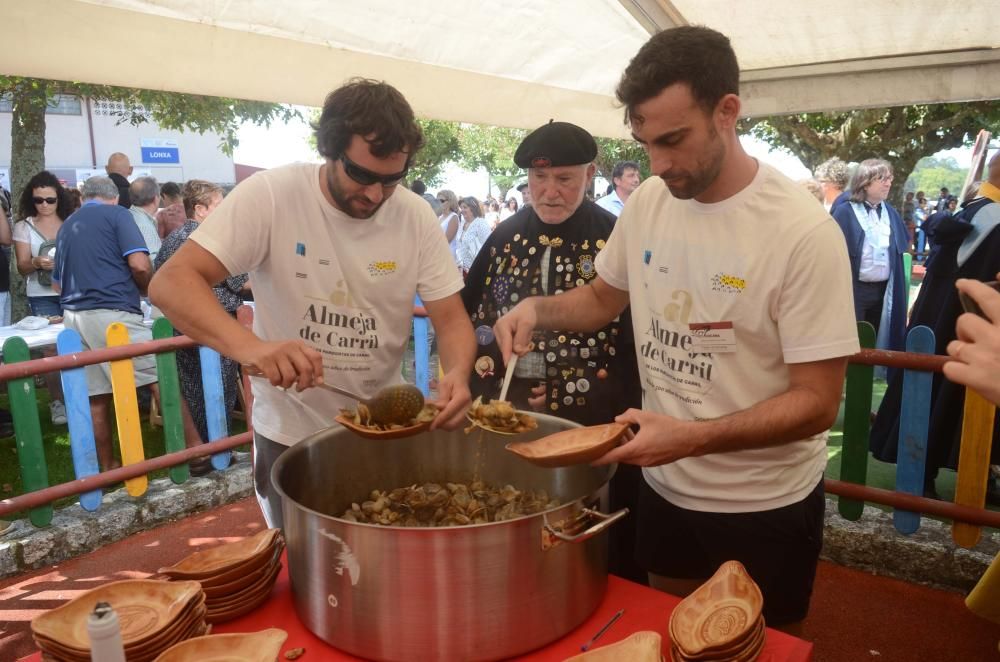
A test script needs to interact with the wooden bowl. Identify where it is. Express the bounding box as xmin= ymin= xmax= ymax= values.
xmin=673 ymin=617 xmax=764 ymax=660
xmin=565 ymin=630 xmax=662 ymax=661
xmin=505 ymin=422 xmax=628 ymax=467
xmin=669 ymin=561 xmax=763 ymax=657
xmin=31 ymin=579 xmax=202 ymax=650
xmin=205 ymin=562 xmax=281 ymax=610
xmin=200 ymin=553 xmax=280 ymax=598
xmin=335 ymin=413 xmax=432 ymax=440
xmin=158 ymin=529 xmax=280 ymax=578
xmin=152 ymin=628 xmax=287 ymax=662
xmin=197 ymin=540 xmax=284 ymax=587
